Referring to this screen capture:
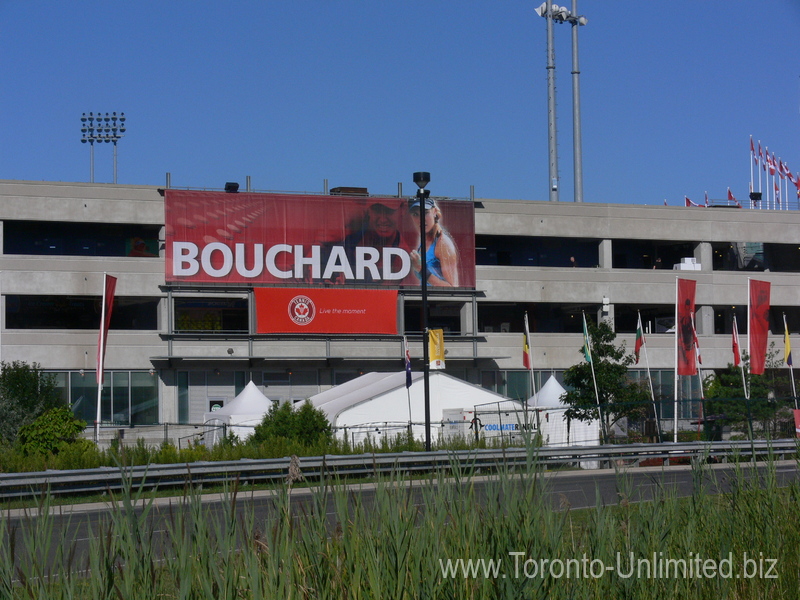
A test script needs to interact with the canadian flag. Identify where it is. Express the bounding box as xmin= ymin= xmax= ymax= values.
xmin=779 ymin=159 xmax=786 ymax=178
xmin=704 ymin=191 xmax=709 ymax=207
xmin=685 ymin=196 xmax=702 ymax=208
xmin=775 ymin=181 xmax=781 ymax=206
xmin=750 ymin=137 xmax=757 ymax=163
xmin=769 ymin=153 xmax=777 ymax=176
xmin=728 ymin=188 xmax=741 ymax=208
